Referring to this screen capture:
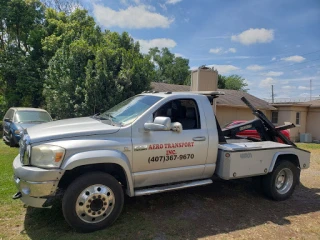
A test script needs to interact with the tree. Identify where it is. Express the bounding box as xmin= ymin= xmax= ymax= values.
xmin=218 ymin=74 xmax=248 ymax=91
xmin=41 ymin=0 xmax=81 ymax=14
xmin=148 ymin=47 xmax=190 ymax=85
xmin=0 ymin=0 xmax=46 ymax=112
xmin=218 ymin=74 xmax=226 ymax=89
xmin=43 ymin=10 xmax=154 ymax=119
